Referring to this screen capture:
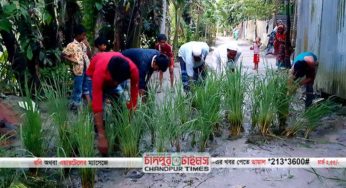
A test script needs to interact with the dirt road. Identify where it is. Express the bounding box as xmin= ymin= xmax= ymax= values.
xmin=91 ymin=37 xmax=346 ymax=188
